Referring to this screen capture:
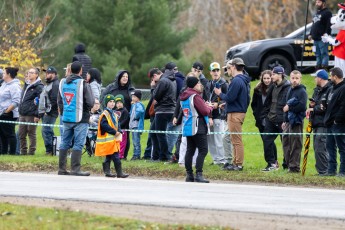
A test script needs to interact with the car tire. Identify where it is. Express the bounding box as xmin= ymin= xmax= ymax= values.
xmin=261 ymin=54 xmax=292 ymax=75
